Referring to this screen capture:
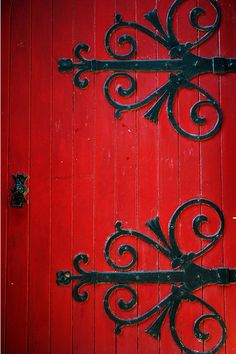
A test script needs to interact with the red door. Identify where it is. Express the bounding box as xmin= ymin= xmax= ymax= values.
xmin=2 ymin=0 xmax=236 ymax=353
